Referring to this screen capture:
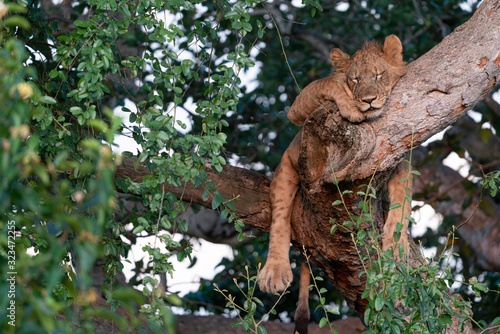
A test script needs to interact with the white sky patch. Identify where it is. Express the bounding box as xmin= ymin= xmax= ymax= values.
xmin=468 ymin=109 xmax=482 ymax=122
xmin=291 ymin=0 xmax=306 ymax=8
xmin=240 ymin=61 xmax=262 ymax=93
xmin=493 ymin=88 xmax=500 ymax=105
xmin=443 ymin=151 xmax=470 ymax=178
xmin=411 ymin=201 xmax=441 ymax=238
xmin=459 ymin=0 xmax=480 ymax=12
xmin=422 ymin=127 xmax=448 ymax=146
